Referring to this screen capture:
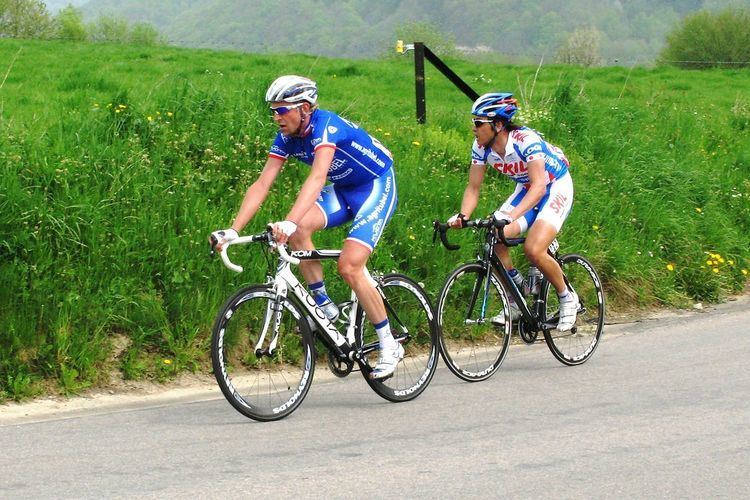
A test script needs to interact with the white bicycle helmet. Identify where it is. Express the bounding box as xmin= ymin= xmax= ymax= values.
xmin=265 ymin=75 xmax=318 ymax=105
